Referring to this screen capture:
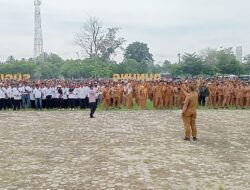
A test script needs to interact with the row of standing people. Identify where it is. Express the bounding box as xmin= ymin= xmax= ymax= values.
xmin=102 ymin=80 xmax=250 ymax=109
xmin=0 ymin=82 xmax=101 ymax=111
xmin=0 ymin=80 xmax=249 ymax=111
